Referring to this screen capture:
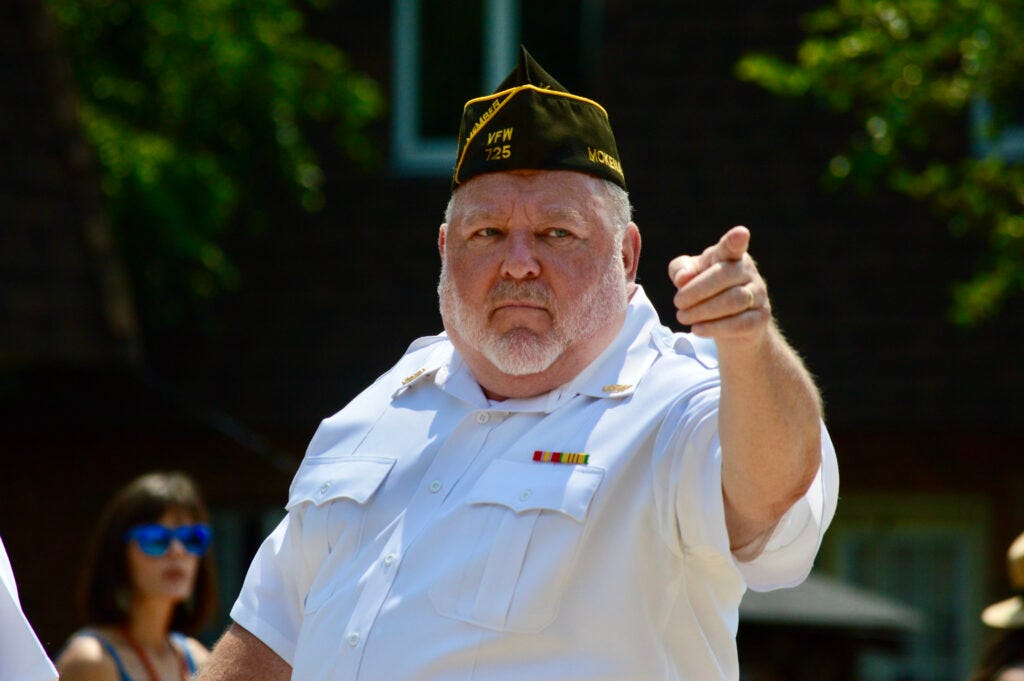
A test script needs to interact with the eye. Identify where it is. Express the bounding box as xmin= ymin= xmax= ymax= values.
xmin=471 ymin=227 xmax=502 ymax=238
xmin=544 ymin=228 xmax=572 ymax=239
